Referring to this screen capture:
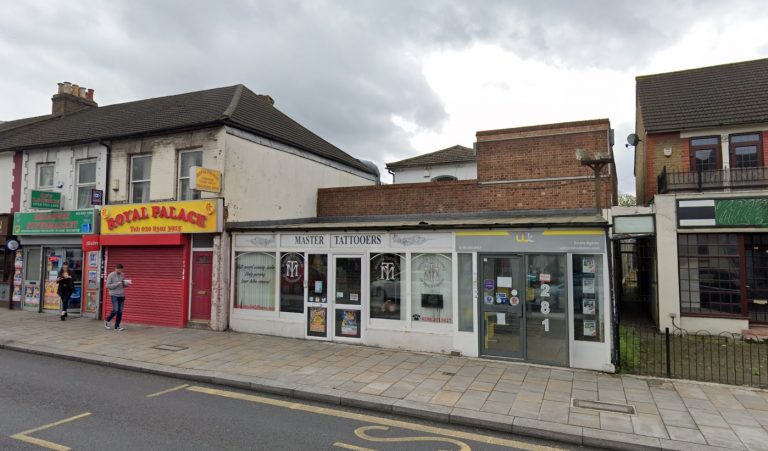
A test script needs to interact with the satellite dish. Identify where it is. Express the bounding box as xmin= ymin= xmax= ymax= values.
xmin=627 ymin=133 xmax=640 ymax=147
